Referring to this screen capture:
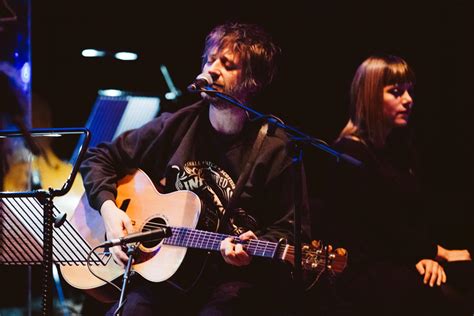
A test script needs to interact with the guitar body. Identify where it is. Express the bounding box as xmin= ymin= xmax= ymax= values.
xmin=60 ymin=170 xmax=204 ymax=301
xmin=60 ymin=169 xmax=349 ymax=302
